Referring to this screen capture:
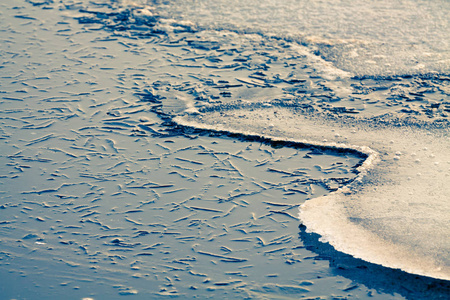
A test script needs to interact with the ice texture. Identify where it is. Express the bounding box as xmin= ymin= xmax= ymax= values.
xmin=1 ymin=0 xmax=449 ymax=298
xmin=155 ymin=0 xmax=450 ymax=76
xmin=175 ymin=106 xmax=450 ymax=280
xmin=152 ymin=0 xmax=450 ymax=279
